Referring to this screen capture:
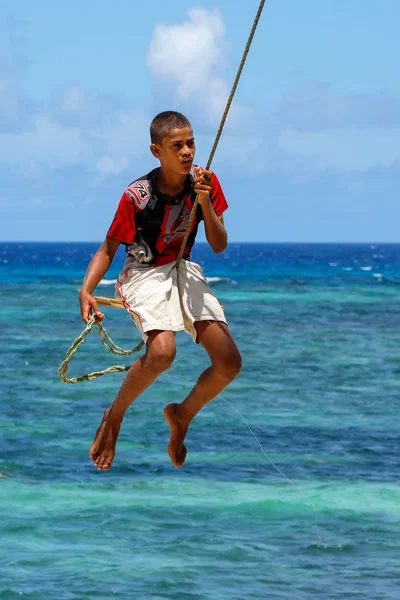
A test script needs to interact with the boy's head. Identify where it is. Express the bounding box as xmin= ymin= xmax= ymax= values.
xmin=150 ymin=111 xmax=195 ymax=175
